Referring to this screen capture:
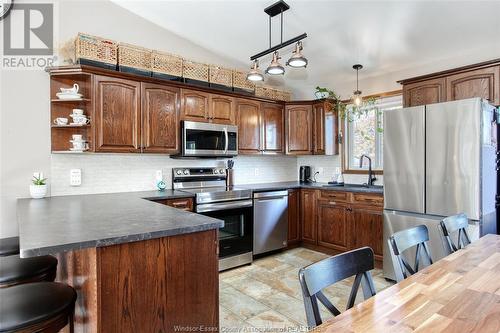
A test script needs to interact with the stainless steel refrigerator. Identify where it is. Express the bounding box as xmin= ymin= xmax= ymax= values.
xmin=383 ymin=98 xmax=497 ymax=280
